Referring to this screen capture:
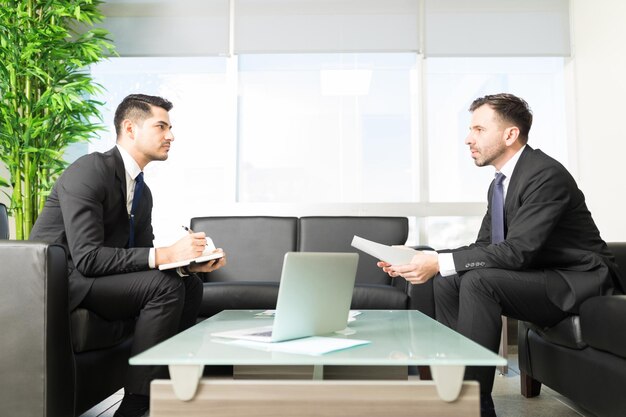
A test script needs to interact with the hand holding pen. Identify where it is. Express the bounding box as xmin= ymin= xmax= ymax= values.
xmin=181 ymin=225 xmax=227 ymax=273
xmin=182 ymin=225 xmax=208 ymax=246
